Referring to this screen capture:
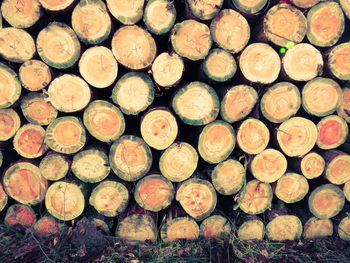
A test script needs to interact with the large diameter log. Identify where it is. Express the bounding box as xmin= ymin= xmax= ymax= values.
xmin=0 ymin=27 xmax=35 ymax=63
xmin=266 ymin=215 xmax=302 ymax=241
xmin=308 ymin=184 xmax=345 ymax=219
xmin=19 ymin=59 xmax=52 ymax=92
xmin=83 ymin=100 xmax=125 ymax=142
xmin=159 ymin=142 xmax=198 ymax=182
xmin=143 ymin=0 xmax=176 ymax=35
xmin=45 ymin=180 xmax=87 ymax=221
xmin=260 ymin=82 xmax=301 ymax=124
xmin=198 ymin=120 xmax=236 ymax=164
xmin=239 ymin=43 xmax=281 ymax=84
xmin=2 ymin=161 xmax=48 ymax=205
xmin=111 ymin=25 xmax=156 ymax=70
xmin=0 ymin=63 xmax=21 ymax=109
xmin=171 ymin=19 xmax=212 ymax=61
xmin=71 ymin=0 xmax=112 ymax=45
xmin=210 ymin=9 xmax=250 ymax=54
xmin=176 ymin=178 xmax=217 ymax=221
xmin=1 ymin=0 xmax=42 ymax=29
xmin=306 ymin=2 xmax=345 ymax=47
xmin=109 ymin=135 xmax=152 ymax=182
xmin=134 ymin=174 xmax=174 ymax=212
xmin=36 ymin=22 xmax=81 ymax=69
xmin=172 ymin=81 xmax=219 ymax=126
xmin=89 ymin=180 xmax=129 ymax=217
